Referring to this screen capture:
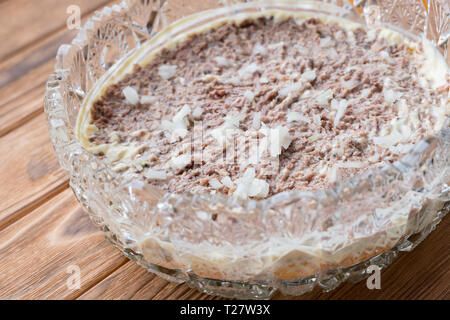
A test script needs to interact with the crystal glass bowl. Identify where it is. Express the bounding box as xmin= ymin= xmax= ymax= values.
xmin=44 ymin=0 xmax=449 ymax=299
